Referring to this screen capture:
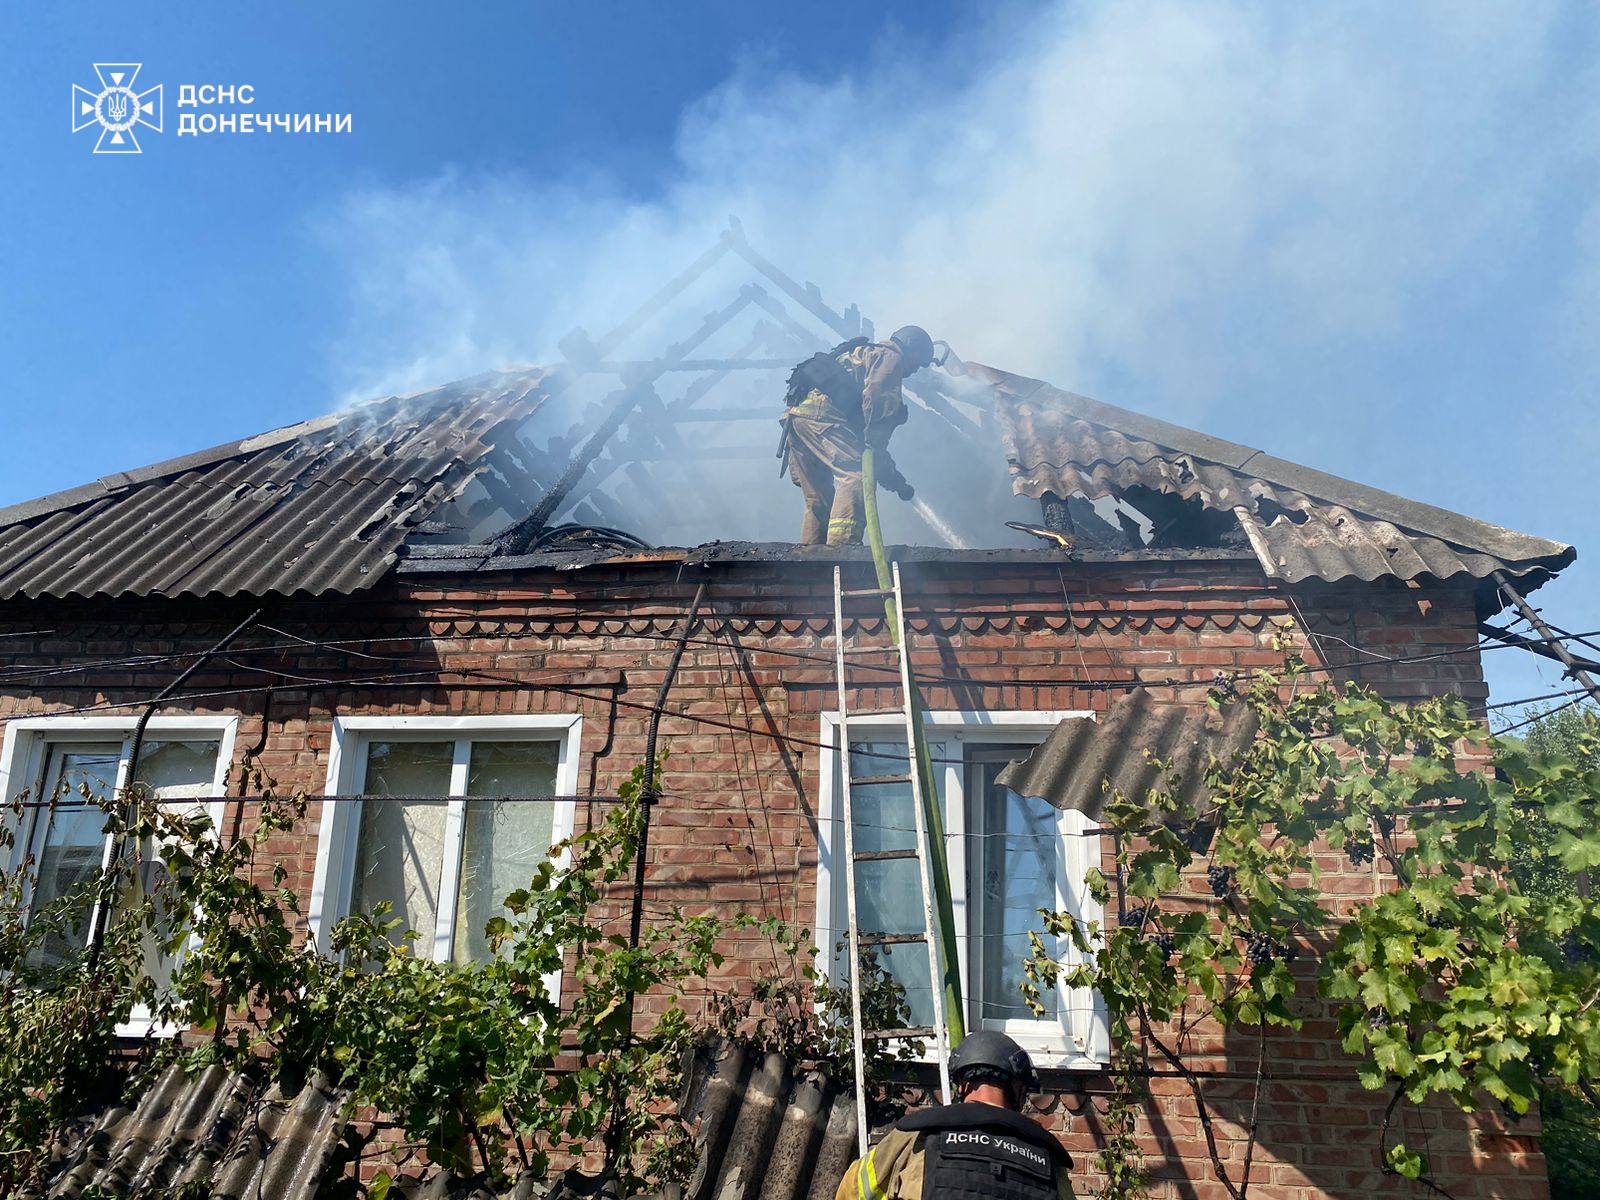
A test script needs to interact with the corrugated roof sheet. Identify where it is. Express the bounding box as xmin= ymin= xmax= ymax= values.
xmin=975 ymin=363 xmax=1575 ymax=586
xmin=29 ymin=1063 xmax=347 ymax=1200
xmin=0 ymin=370 xmax=551 ymax=601
xmin=996 ymin=690 xmax=1259 ymax=822
xmin=387 ymin=1040 xmax=861 ymax=1200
